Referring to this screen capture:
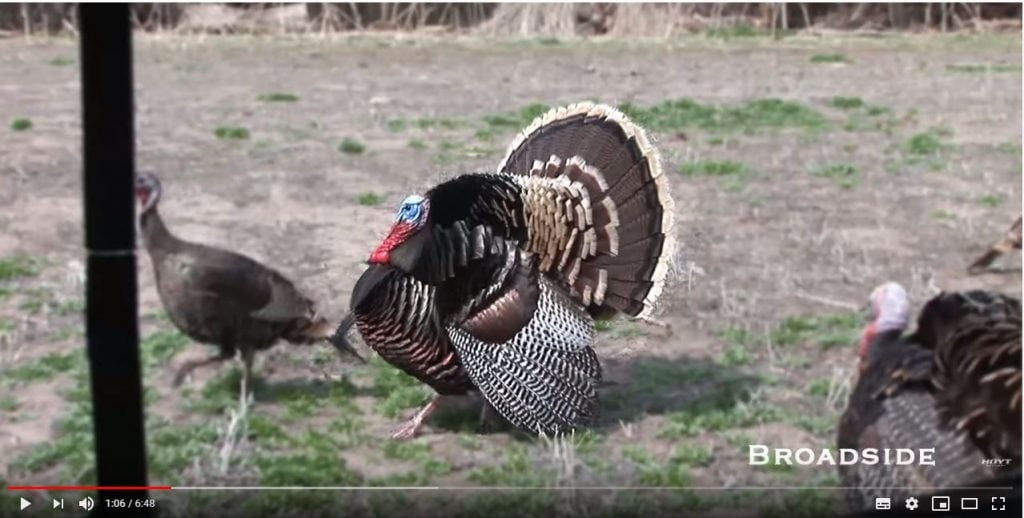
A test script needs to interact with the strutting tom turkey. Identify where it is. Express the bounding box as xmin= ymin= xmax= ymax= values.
xmin=135 ymin=174 xmax=363 ymax=397
xmin=331 ymin=103 xmax=675 ymax=438
xmin=837 ymin=282 xmax=1022 ymax=512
